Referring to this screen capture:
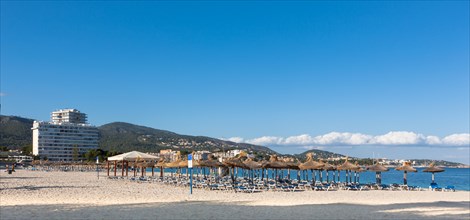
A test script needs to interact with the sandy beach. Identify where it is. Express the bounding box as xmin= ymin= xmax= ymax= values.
xmin=1 ymin=170 xmax=469 ymax=219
